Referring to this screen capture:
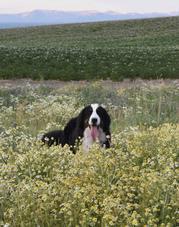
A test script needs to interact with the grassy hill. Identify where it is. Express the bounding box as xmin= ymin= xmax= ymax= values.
xmin=0 ymin=16 xmax=179 ymax=80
